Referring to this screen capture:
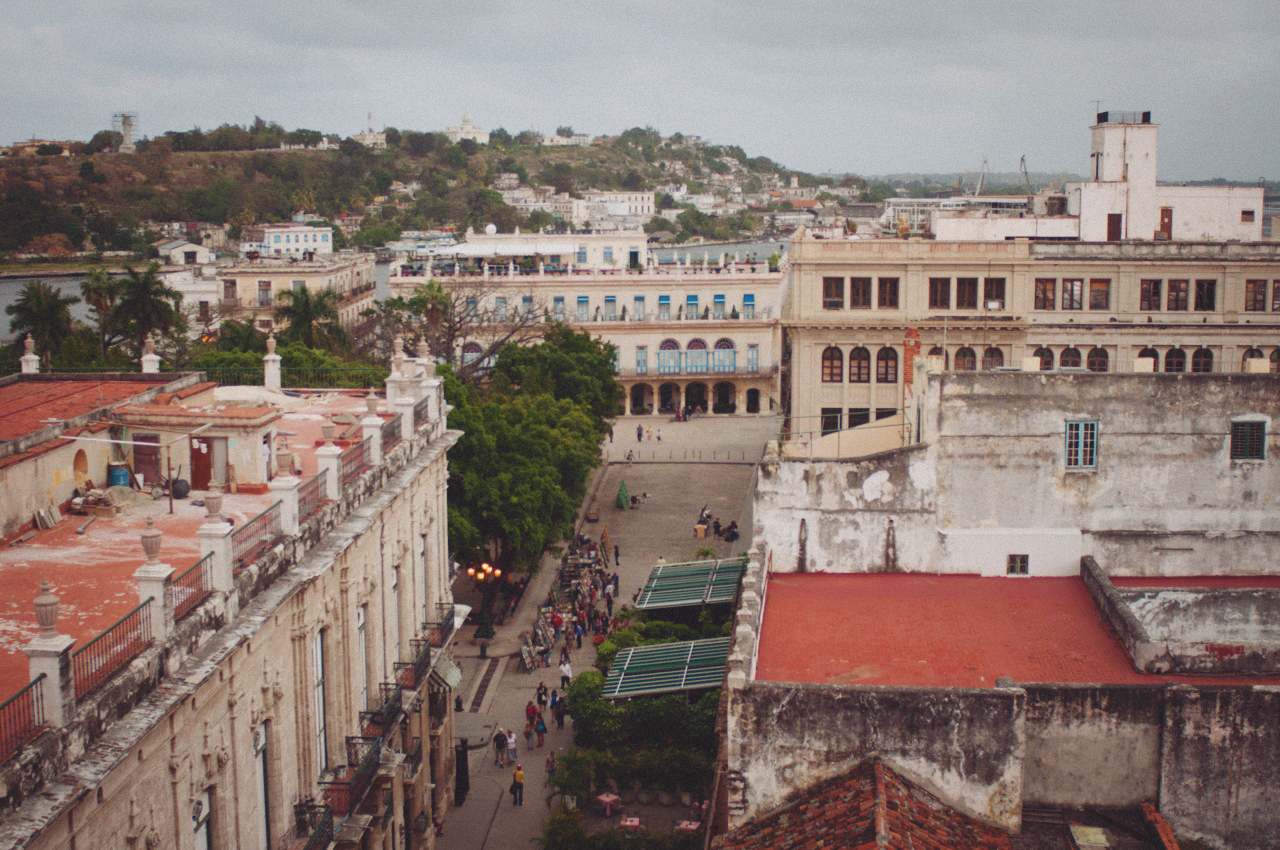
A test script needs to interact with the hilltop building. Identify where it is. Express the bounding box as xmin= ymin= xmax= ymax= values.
xmin=444 ymin=115 xmax=488 ymax=146
xmin=0 ymin=346 xmax=461 ymax=850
